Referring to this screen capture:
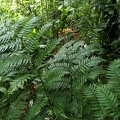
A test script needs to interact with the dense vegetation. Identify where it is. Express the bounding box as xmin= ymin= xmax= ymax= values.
xmin=0 ymin=0 xmax=120 ymax=120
